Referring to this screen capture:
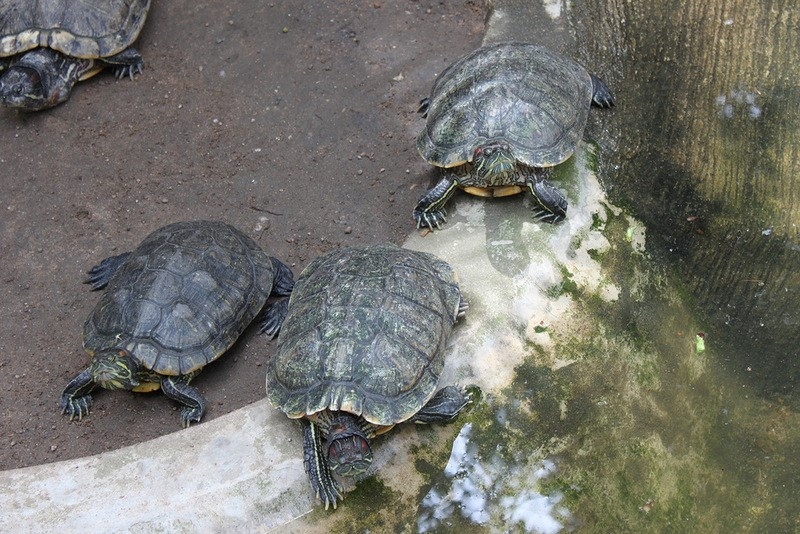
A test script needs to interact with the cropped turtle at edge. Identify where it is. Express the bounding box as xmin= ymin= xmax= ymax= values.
xmin=60 ymin=220 xmax=295 ymax=428
xmin=267 ymin=244 xmax=476 ymax=509
xmin=414 ymin=42 xmax=615 ymax=230
xmin=0 ymin=0 xmax=151 ymax=111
